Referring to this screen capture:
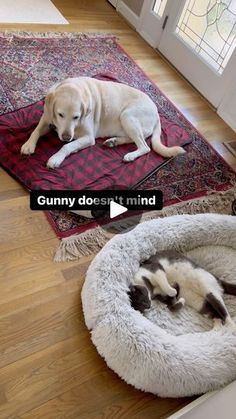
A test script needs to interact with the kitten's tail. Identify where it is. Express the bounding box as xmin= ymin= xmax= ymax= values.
xmin=218 ymin=279 xmax=236 ymax=295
